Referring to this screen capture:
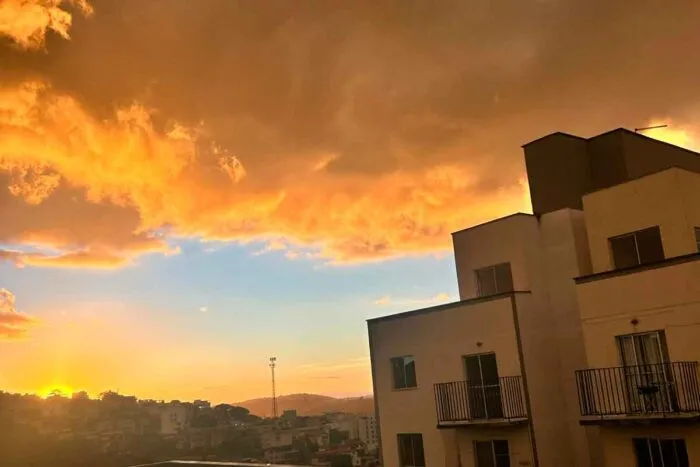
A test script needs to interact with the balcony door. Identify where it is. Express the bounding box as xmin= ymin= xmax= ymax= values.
xmin=465 ymin=353 xmax=503 ymax=419
xmin=617 ymin=331 xmax=677 ymax=413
